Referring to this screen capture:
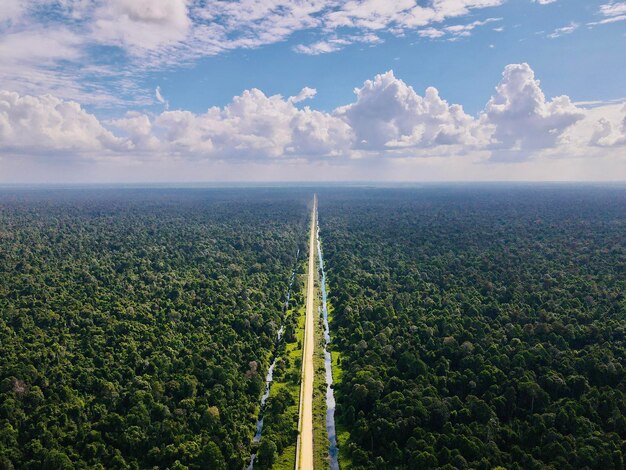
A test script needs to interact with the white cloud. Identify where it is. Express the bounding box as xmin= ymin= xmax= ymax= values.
xmin=420 ymin=17 xmax=501 ymax=40
xmin=193 ymin=0 xmax=327 ymax=56
xmin=289 ymin=87 xmax=318 ymax=103
xmin=481 ymin=63 xmax=585 ymax=158
xmin=92 ymin=0 xmax=191 ymax=52
xmin=0 ymin=28 xmax=82 ymax=64
xmin=1 ymin=63 xmax=623 ymax=170
xmin=27 ymin=0 xmax=505 ymax=61
xmin=0 ymin=0 xmax=26 ymax=24
xmin=429 ymin=0 xmax=503 ymax=19
xmin=587 ymin=105 xmax=626 ymax=147
xmin=547 ymin=22 xmax=578 ymax=38
xmin=161 ymin=88 xmax=298 ymax=158
xmin=0 ymin=13 xmax=150 ymax=106
xmin=146 ymin=87 xmax=352 ymax=159
xmin=0 ymin=0 xmax=586 ymax=107
xmin=155 ymin=86 xmax=169 ymax=109
xmin=110 ymin=111 xmax=160 ymax=150
xmin=419 ymin=27 xmax=446 ymax=38
xmin=293 ymin=33 xmax=381 ymax=54
xmin=588 ymin=14 xmax=626 ymax=25
xmin=188 ymin=0 xmax=507 ymax=57
xmin=0 ymin=90 xmax=125 ymax=153
xmin=290 ymin=108 xmax=354 ymax=156
xmin=599 ymin=2 xmax=626 ymax=17
xmin=335 ymin=70 xmax=483 ymax=151
xmin=155 ymin=87 xmax=165 ymax=104
xmin=533 ymin=0 xmax=557 ymax=5
xmin=322 ymin=0 xmax=417 ymax=30
xmin=446 ymin=17 xmax=501 ymax=35
xmin=294 ymin=0 xmax=504 ymax=52
xmin=0 ymin=27 xmax=88 ymax=102
xmin=294 ymin=38 xmax=350 ymax=55
xmin=588 ymin=2 xmax=626 ymax=25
